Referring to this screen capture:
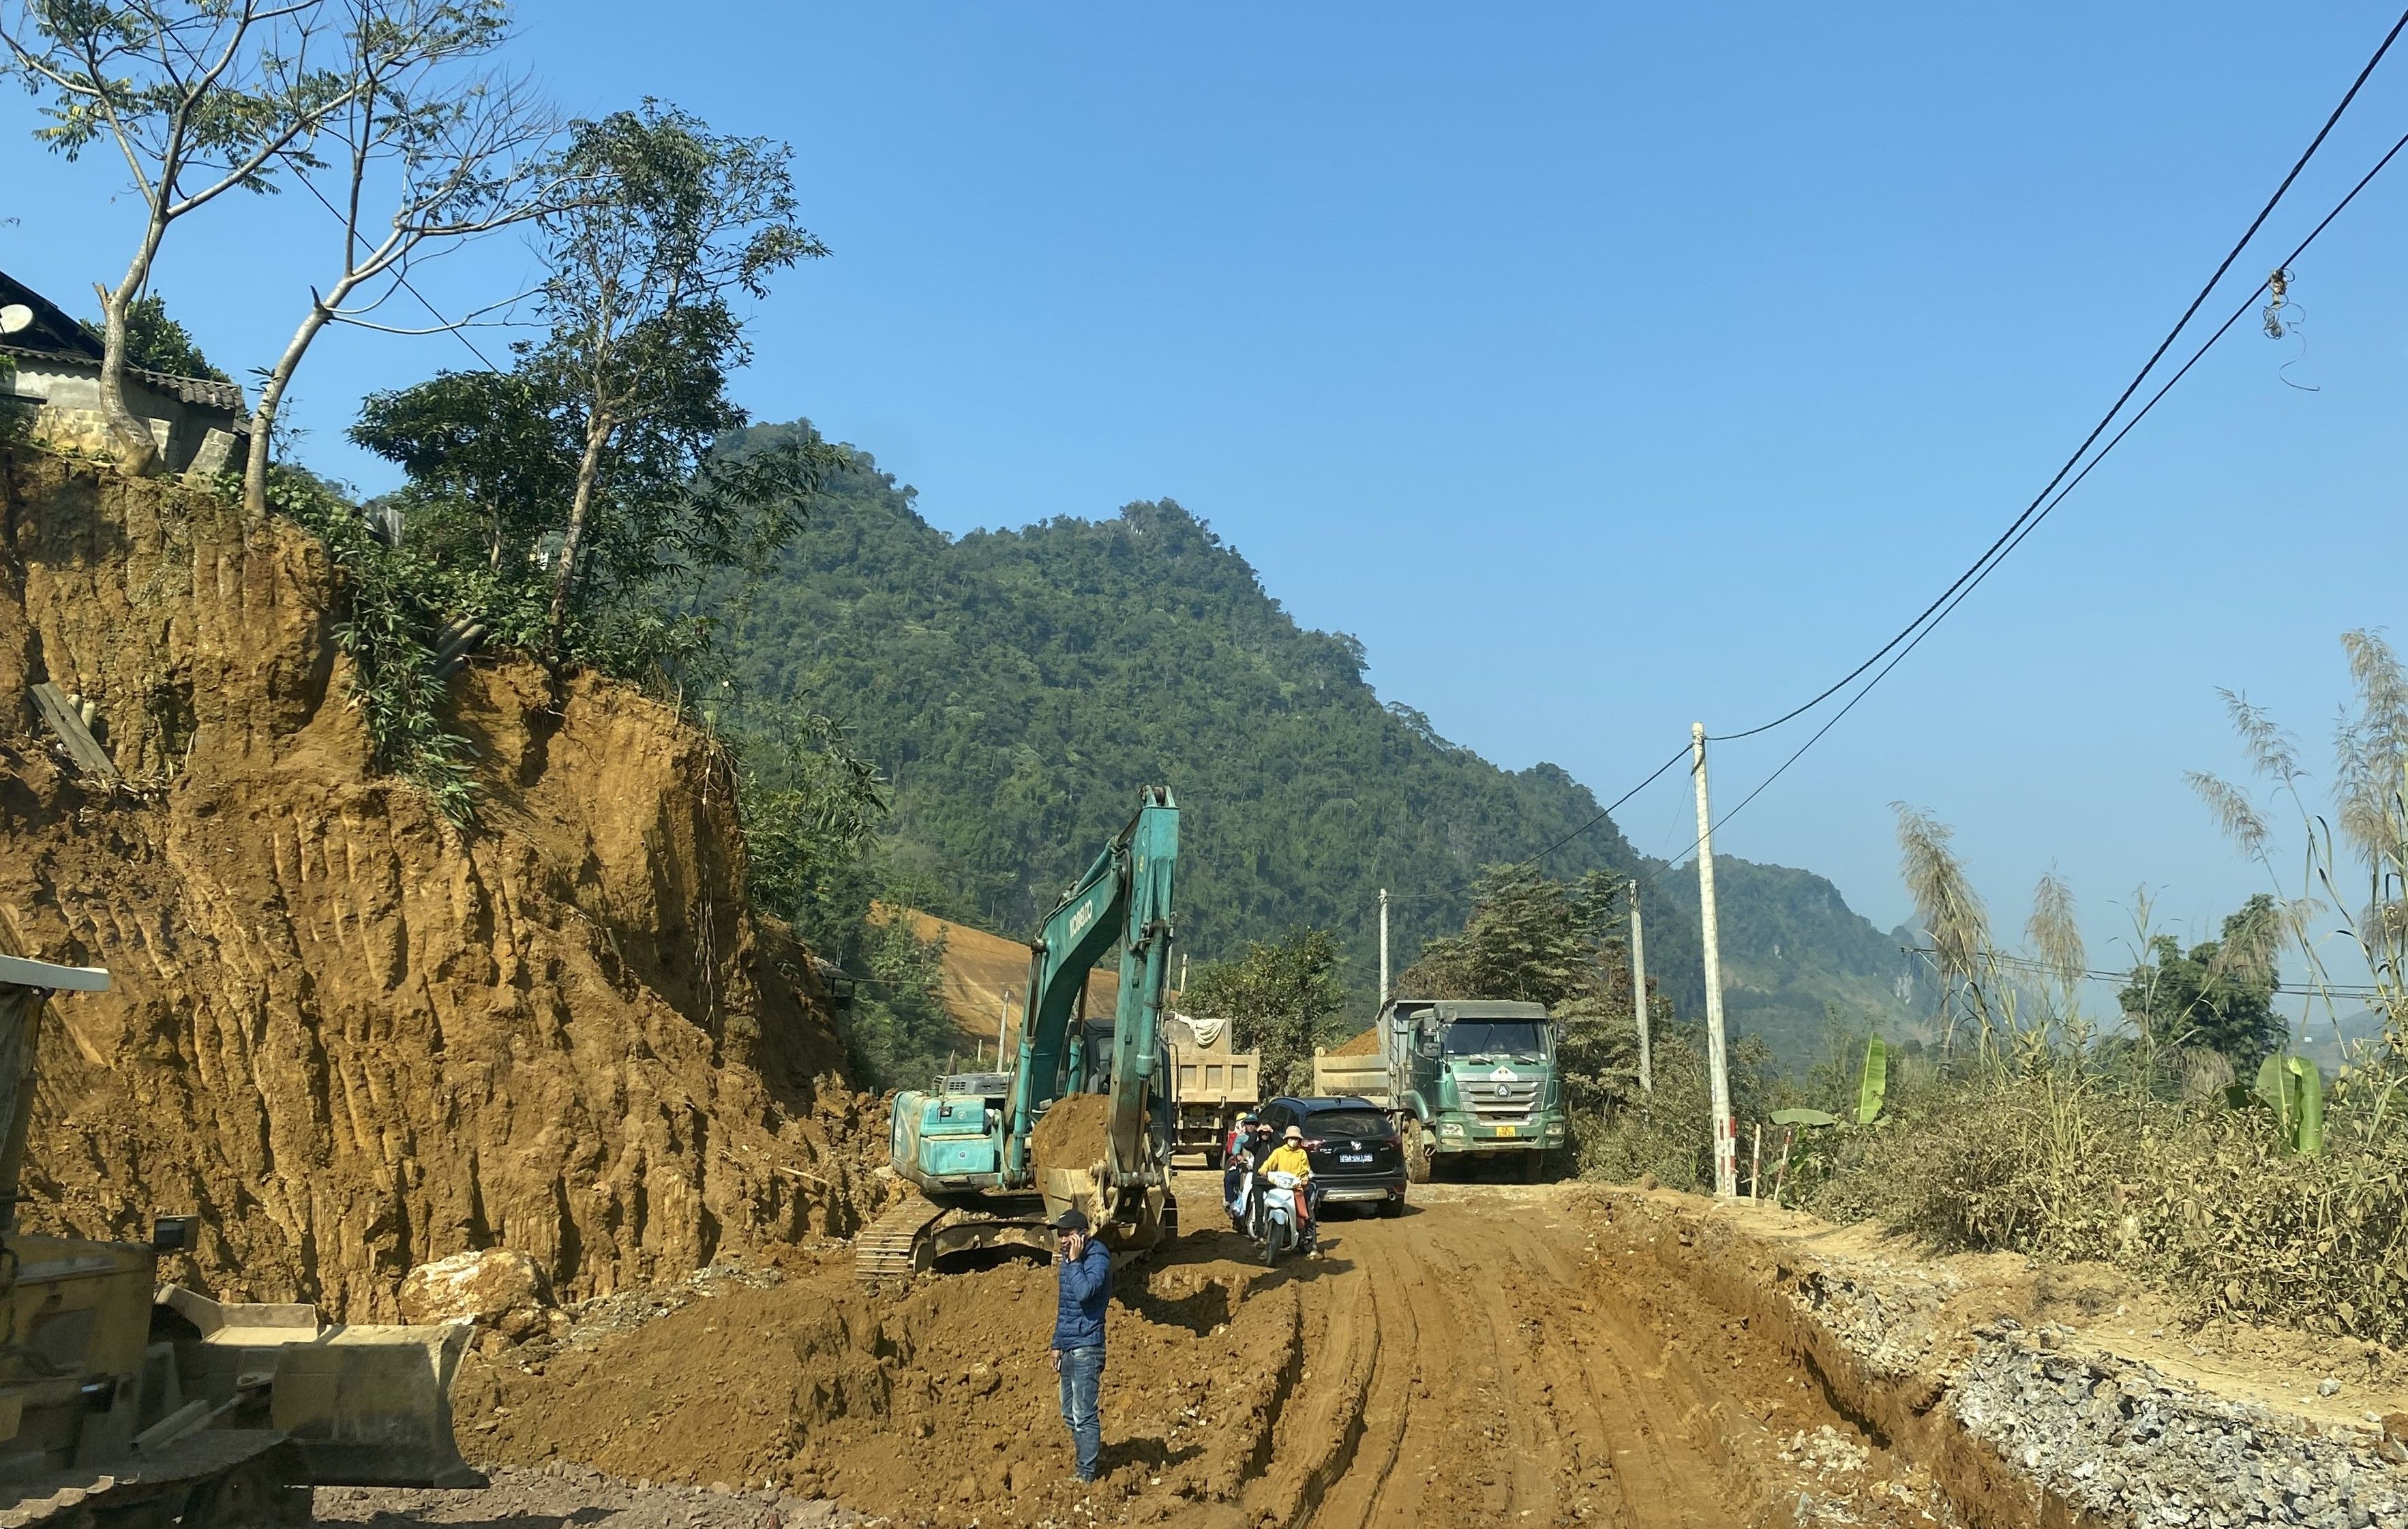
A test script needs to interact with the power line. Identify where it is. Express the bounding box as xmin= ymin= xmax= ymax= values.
xmin=1692 ymin=124 xmax=2408 ymax=846
xmin=1496 ymin=10 xmax=2408 ymax=889
xmin=1507 ymin=743 xmax=1689 ymax=875
xmin=1900 ymin=945 xmax=2395 ymax=1001
xmin=287 ymin=168 xmax=511 ymax=374
xmin=1704 ymin=5 xmax=2408 ymax=746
